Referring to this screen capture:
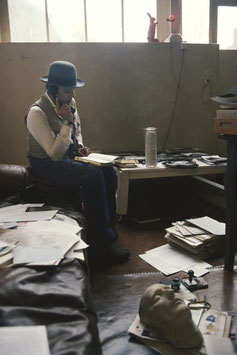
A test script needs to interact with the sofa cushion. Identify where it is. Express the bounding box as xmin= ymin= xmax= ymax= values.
xmin=0 ymin=164 xmax=84 ymax=212
xmin=0 ymin=164 xmax=30 ymax=199
xmin=0 ymin=259 xmax=102 ymax=355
